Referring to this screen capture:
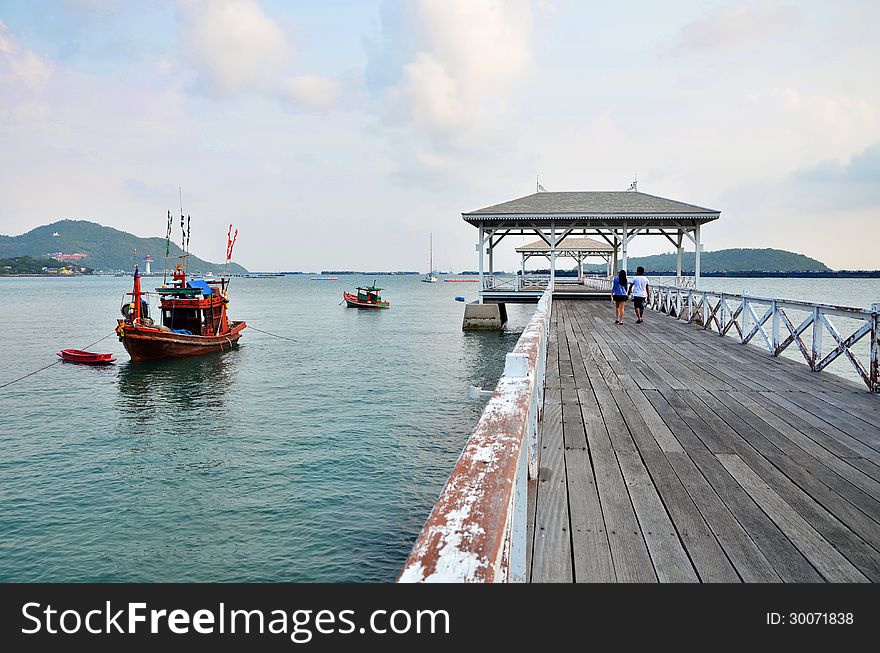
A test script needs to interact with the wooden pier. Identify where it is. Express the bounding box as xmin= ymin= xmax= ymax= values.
xmin=528 ymin=300 xmax=879 ymax=582
xmin=402 ymin=189 xmax=877 ymax=582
